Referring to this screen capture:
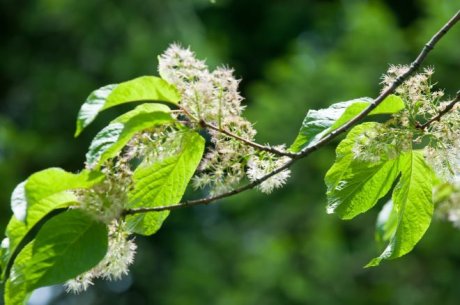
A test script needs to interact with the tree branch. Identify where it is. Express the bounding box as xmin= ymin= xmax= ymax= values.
xmin=124 ymin=10 xmax=460 ymax=216
xmin=418 ymin=90 xmax=460 ymax=130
